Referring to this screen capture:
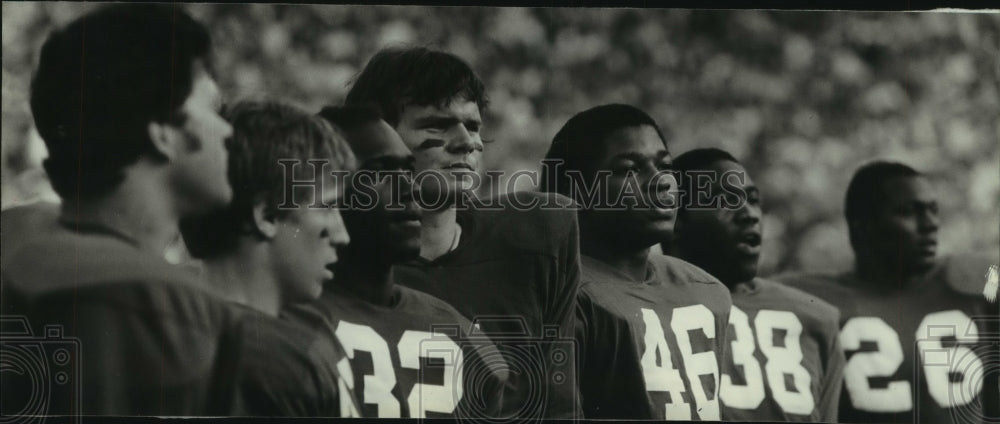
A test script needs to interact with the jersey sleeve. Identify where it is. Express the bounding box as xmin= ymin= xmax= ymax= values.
xmin=533 ymin=194 xmax=583 ymax=417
